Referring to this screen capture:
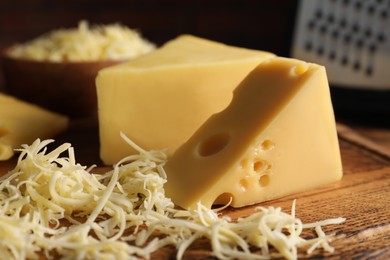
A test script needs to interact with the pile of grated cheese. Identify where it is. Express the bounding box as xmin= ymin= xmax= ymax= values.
xmin=0 ymin=133 xmax=345 ymax=259
xmin=7 ymin=21 xmax=155 ymax=62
